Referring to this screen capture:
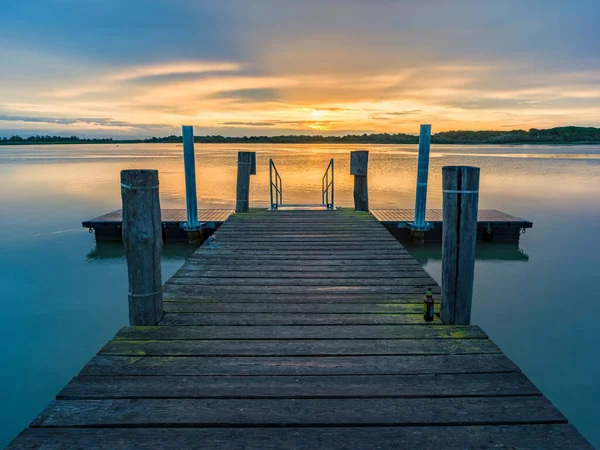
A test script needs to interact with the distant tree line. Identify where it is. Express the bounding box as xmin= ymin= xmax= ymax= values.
xmin=433 ymin=127 xmax=600 ymax=144
xmin=2 ymin=126 xmax=600 ymax=145
xmin=1 ymin=135 xmax=116 ymax=144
